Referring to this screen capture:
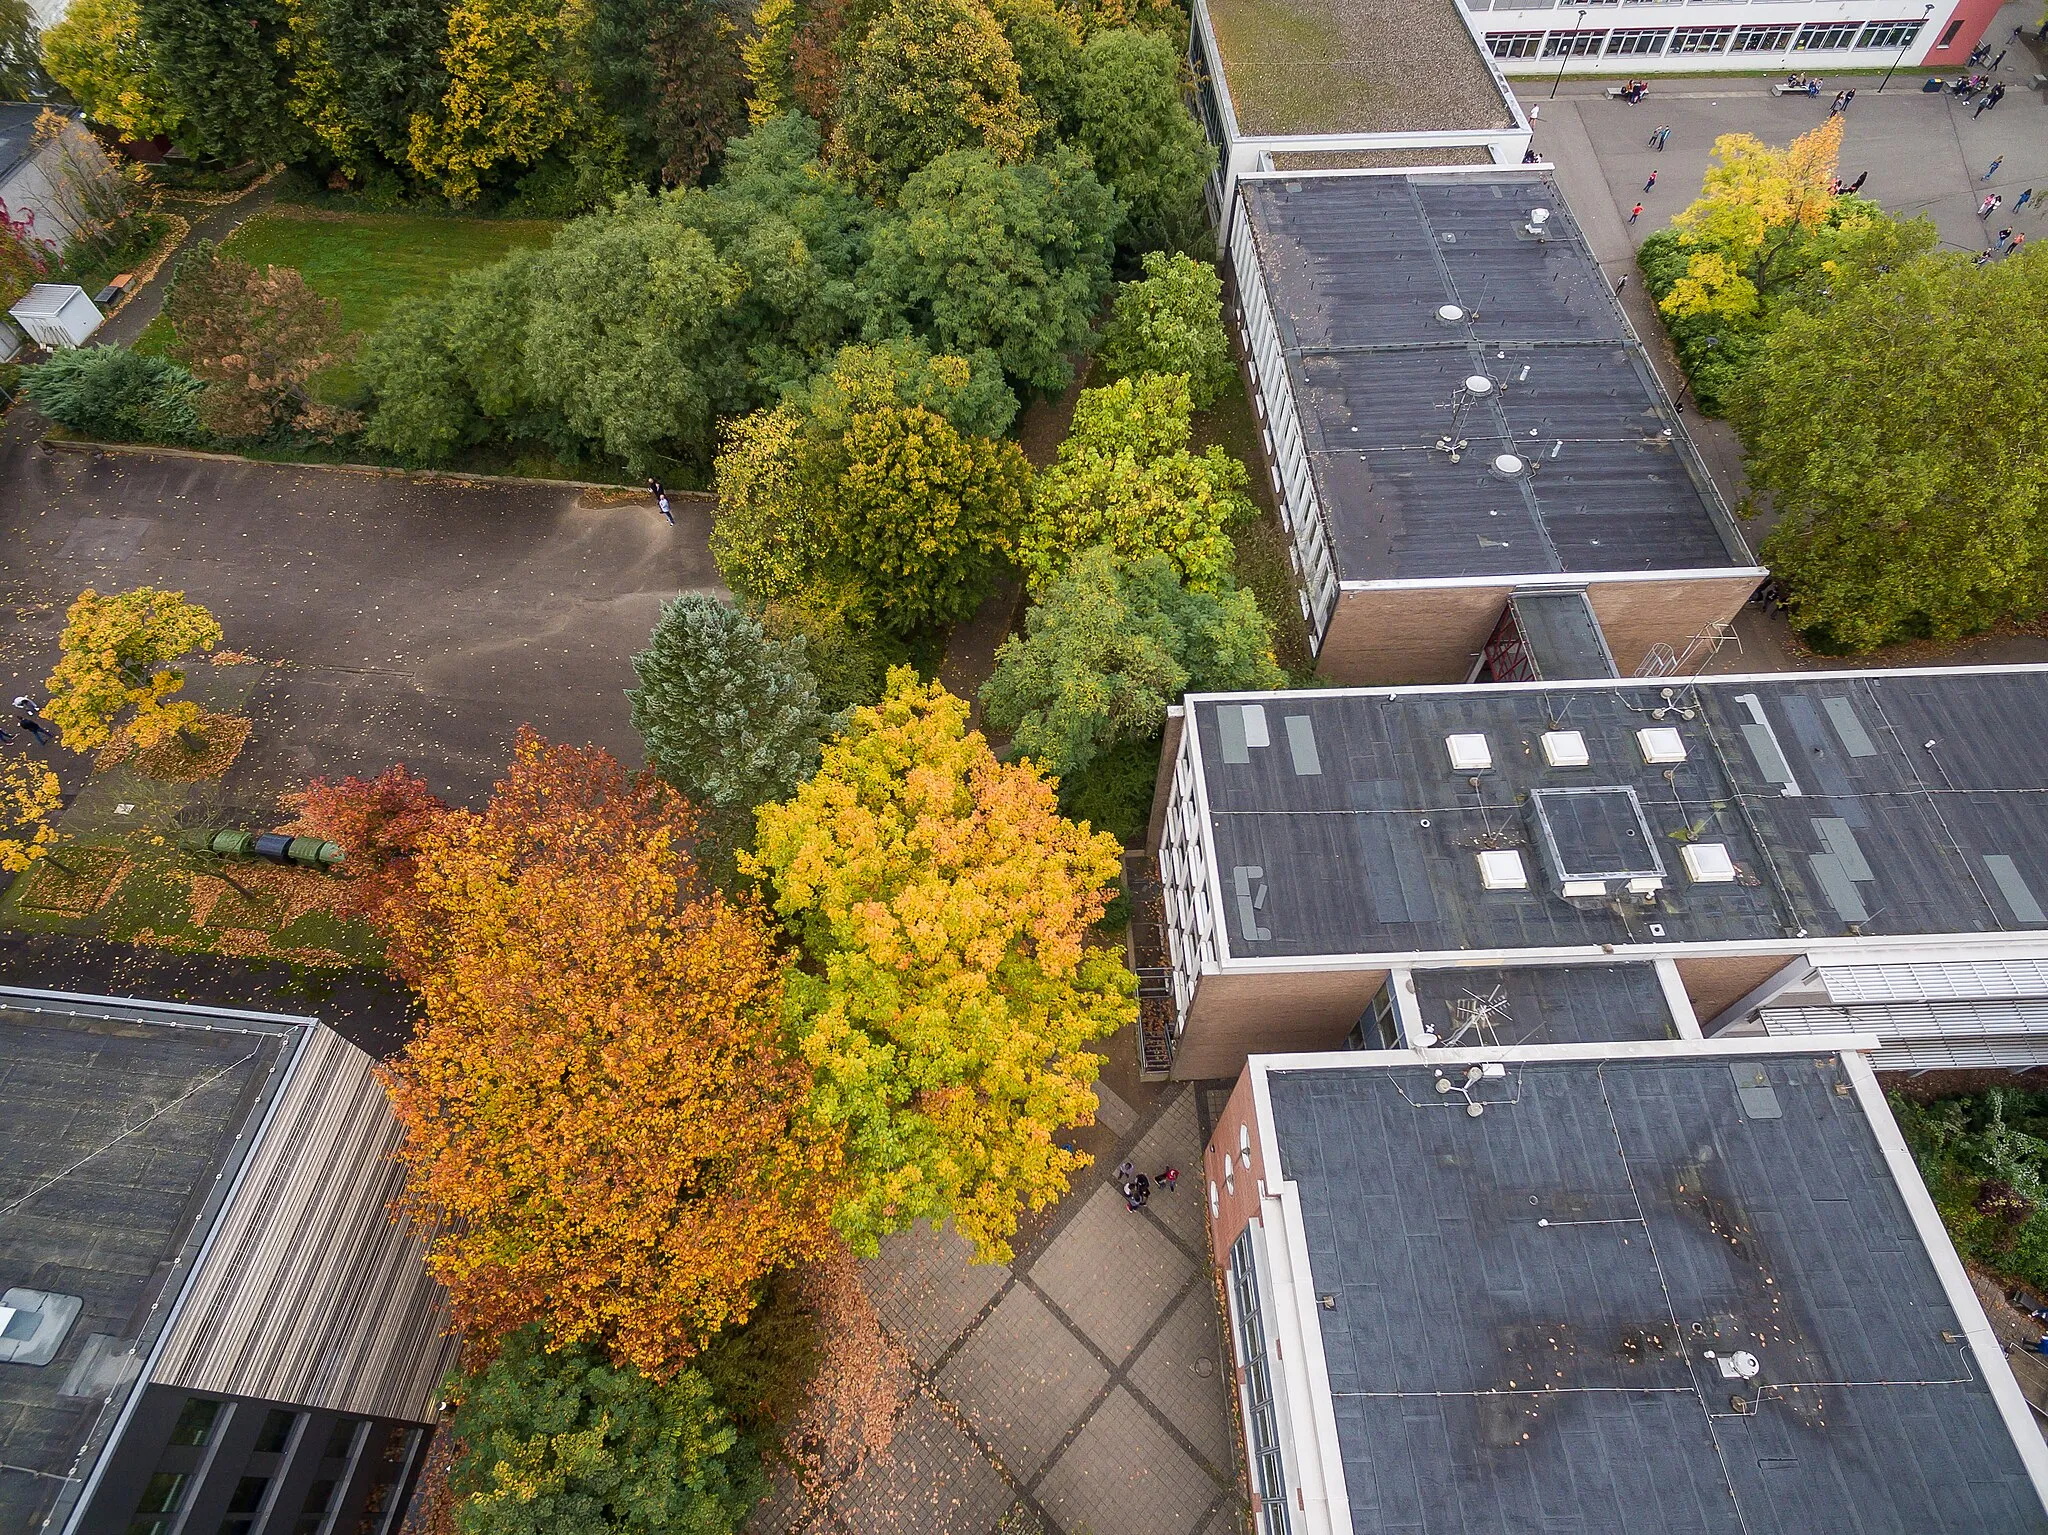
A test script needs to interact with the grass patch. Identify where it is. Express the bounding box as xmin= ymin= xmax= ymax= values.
xmin=1193 ymin=373 xmax=1317 ymax=680
xmin=218 ymin=209 xmax=557 ymax=338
